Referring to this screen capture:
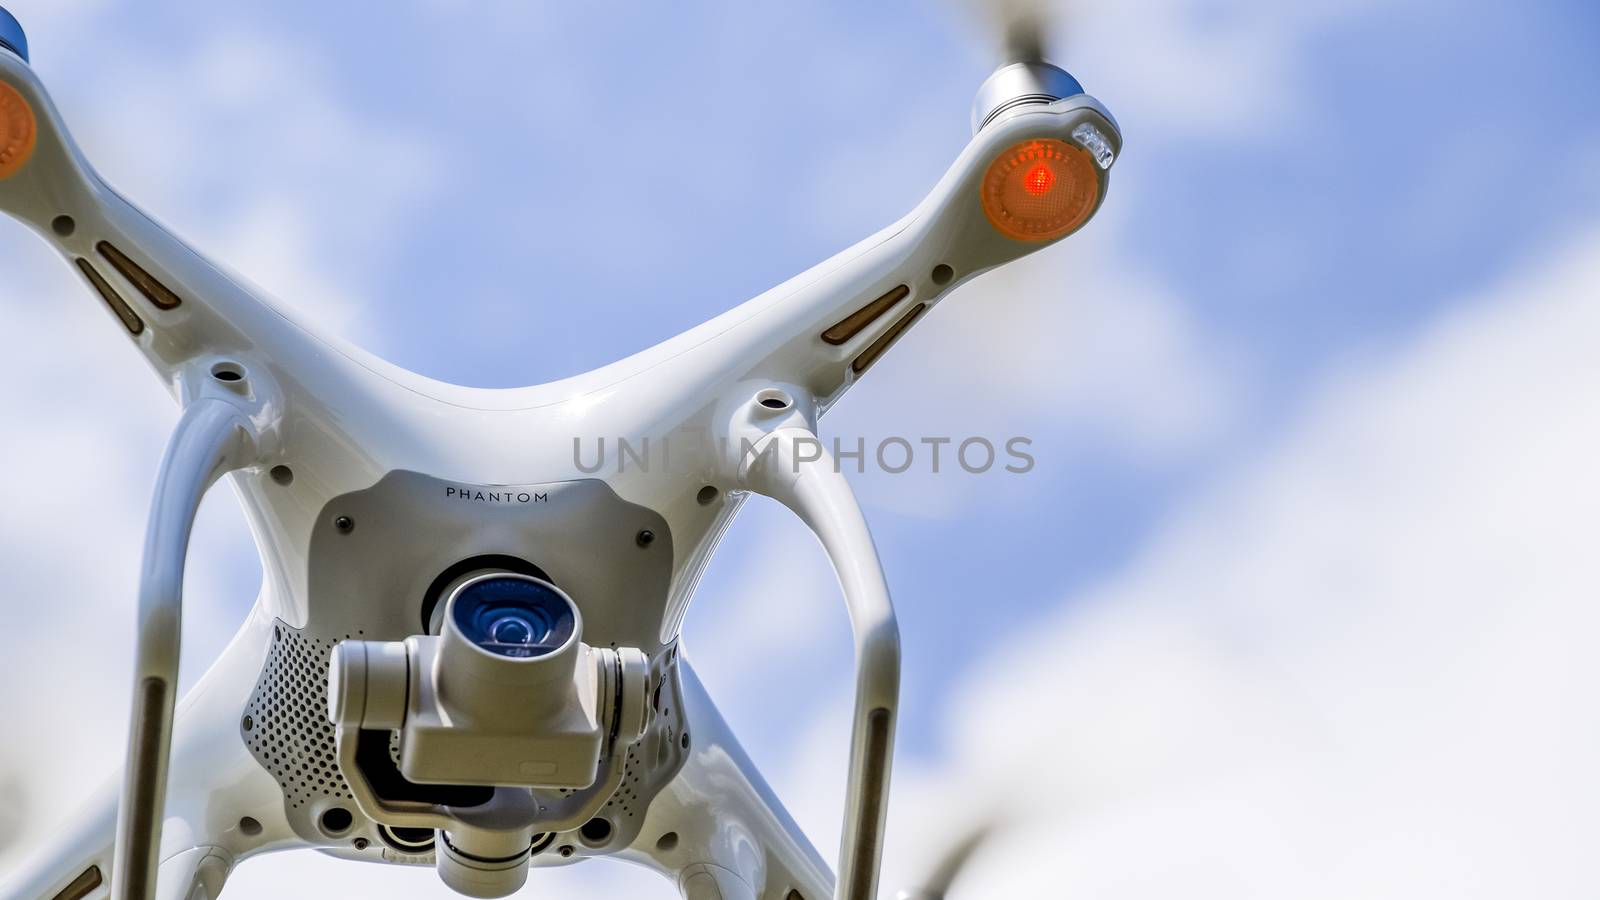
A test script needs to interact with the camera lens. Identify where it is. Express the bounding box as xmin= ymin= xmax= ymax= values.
xmin=451 ymin=576 xmax=576 ymax=659
xmin=488 ymin=614 xmax=537 ymax=646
